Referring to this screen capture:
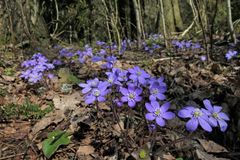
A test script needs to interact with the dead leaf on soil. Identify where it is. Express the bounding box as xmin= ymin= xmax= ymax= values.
xmin=53 ymin=92 xmax=82 ymax=111
xmin=2 ymin=75 xmax=15 ymax=82
xmin=197 ymin=139 xmax=228 ymax=153
xmin=31 ymin=110 xmax=65 ymax=135
xmin=77 ymin=145 xmax=95 ymax=160
xmin=162 ymin=153 xmax=176 ymax=160
xmin=195 ymin=149 xmax=229 ymax=160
